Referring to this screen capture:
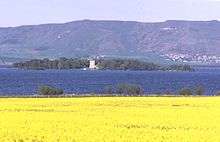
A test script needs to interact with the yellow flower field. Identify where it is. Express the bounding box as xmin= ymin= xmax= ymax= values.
xmin=0 ymin=97 xmax=220 ymax=142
